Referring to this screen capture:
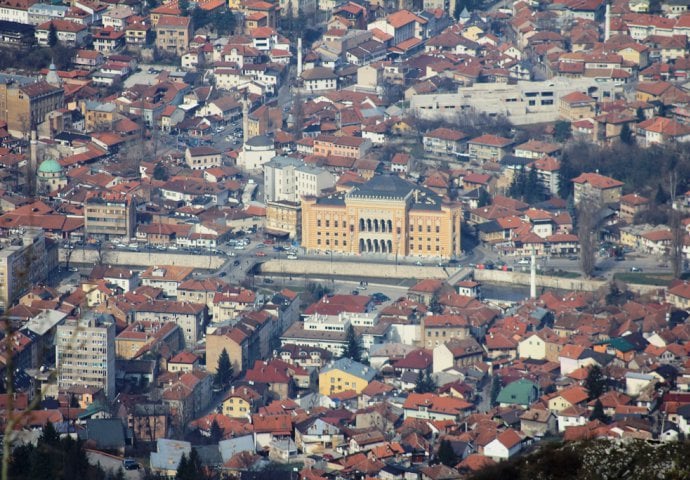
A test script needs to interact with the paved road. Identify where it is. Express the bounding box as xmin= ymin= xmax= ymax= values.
xmin=86 ymin=450 xmax=143 ymax=480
